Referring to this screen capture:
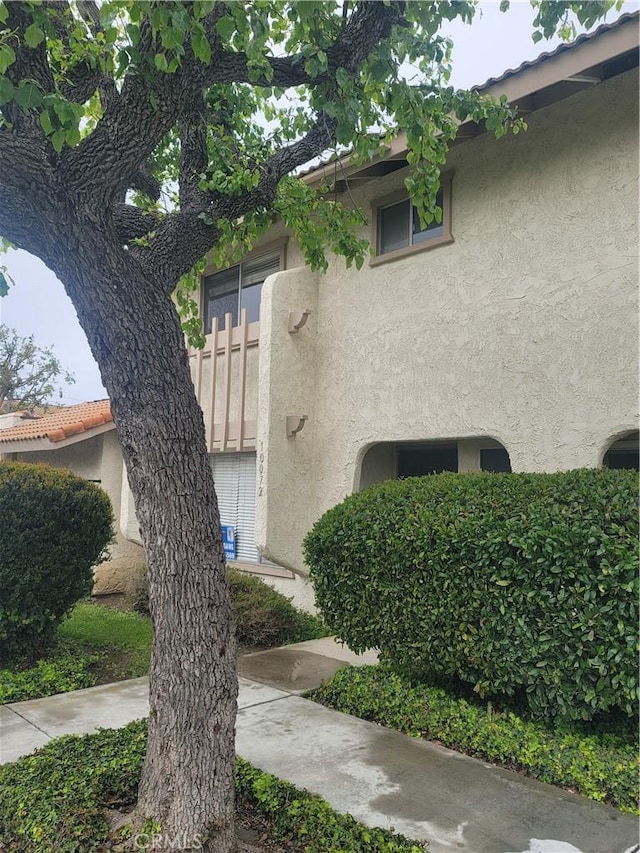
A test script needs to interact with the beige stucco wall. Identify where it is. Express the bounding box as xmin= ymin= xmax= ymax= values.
xmin=256 ymin=67 xmax=639 ymax=576
xmin=7 ymin=431 xmax=146 ymax=595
